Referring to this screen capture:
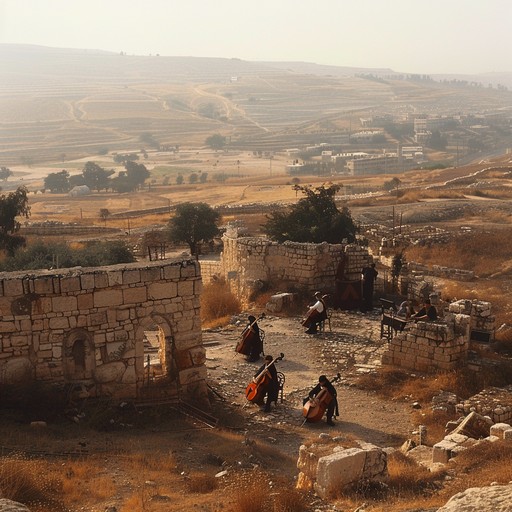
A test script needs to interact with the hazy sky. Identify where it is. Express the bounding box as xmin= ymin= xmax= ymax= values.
xmin=0 ymin=0 xmax=510 ymax=74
